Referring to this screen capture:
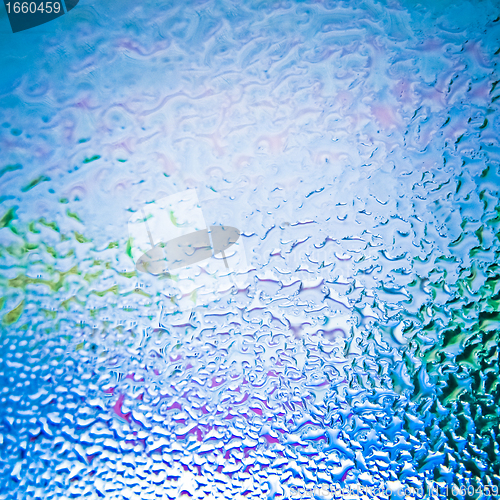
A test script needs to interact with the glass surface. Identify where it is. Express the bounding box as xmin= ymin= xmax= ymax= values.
xmin=1 ymin=0 xmax=499 ymax=498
